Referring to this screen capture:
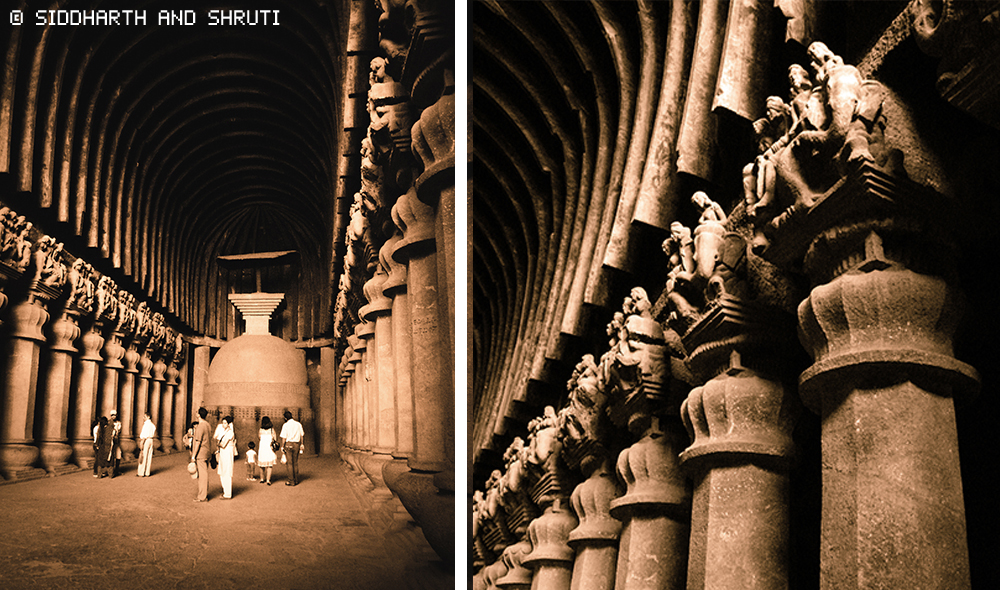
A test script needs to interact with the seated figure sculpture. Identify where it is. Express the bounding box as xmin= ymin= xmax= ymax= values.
xmin=746 ymin=41 xmax=913 ymax=254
